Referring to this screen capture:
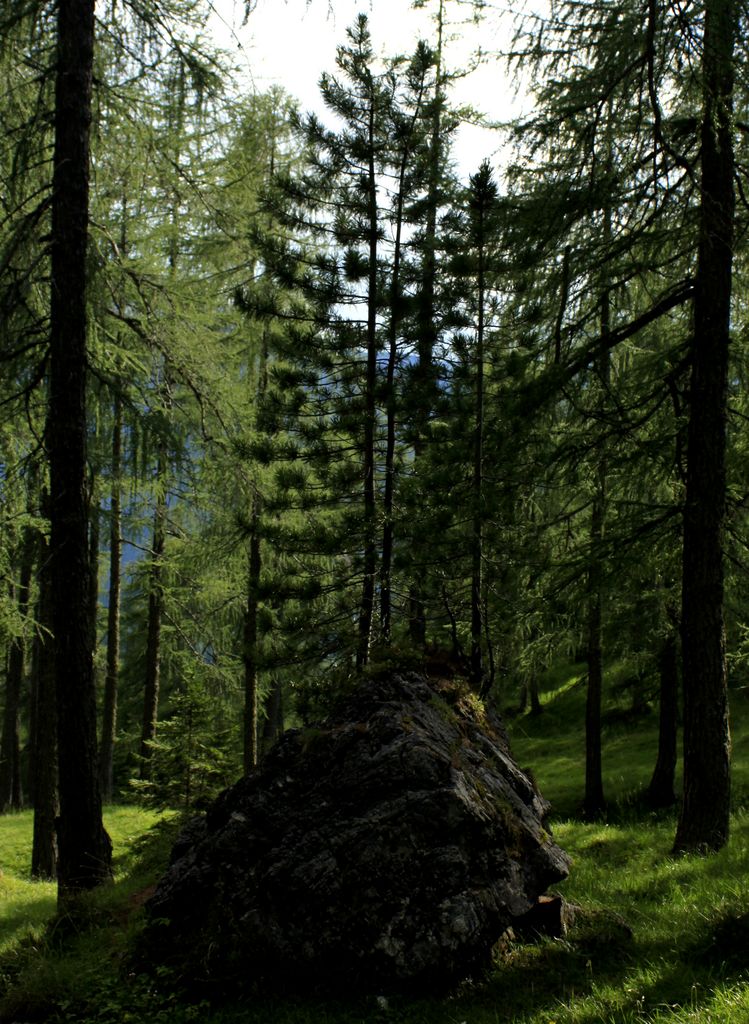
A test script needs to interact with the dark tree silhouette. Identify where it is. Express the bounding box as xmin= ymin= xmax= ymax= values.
xmin=48 ymin=0 xmax=112 ymax=898
xmin=674 ymin=0 xmax=736 ymax=854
